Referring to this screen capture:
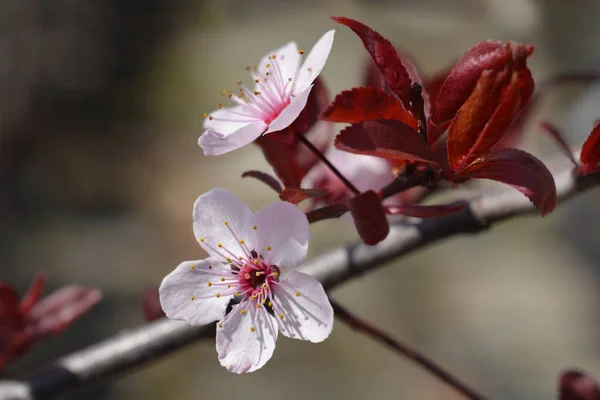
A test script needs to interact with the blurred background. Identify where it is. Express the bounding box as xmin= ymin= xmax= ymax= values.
xmin=1 ymin=0 xmax=600 ymax=398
